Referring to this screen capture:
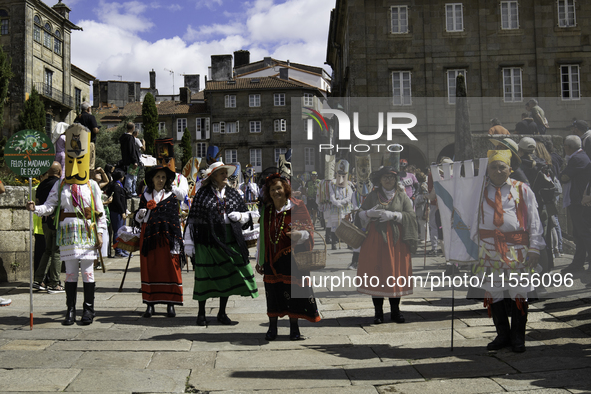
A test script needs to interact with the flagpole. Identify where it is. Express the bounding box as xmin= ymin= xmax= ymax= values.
xmin=29 ymin=177 xmax=33 ymax=330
